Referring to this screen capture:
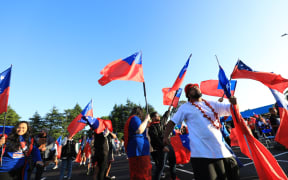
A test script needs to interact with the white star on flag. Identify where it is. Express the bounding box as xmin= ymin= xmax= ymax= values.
xmin=0 ymin=75 xmax=4 ymax=80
